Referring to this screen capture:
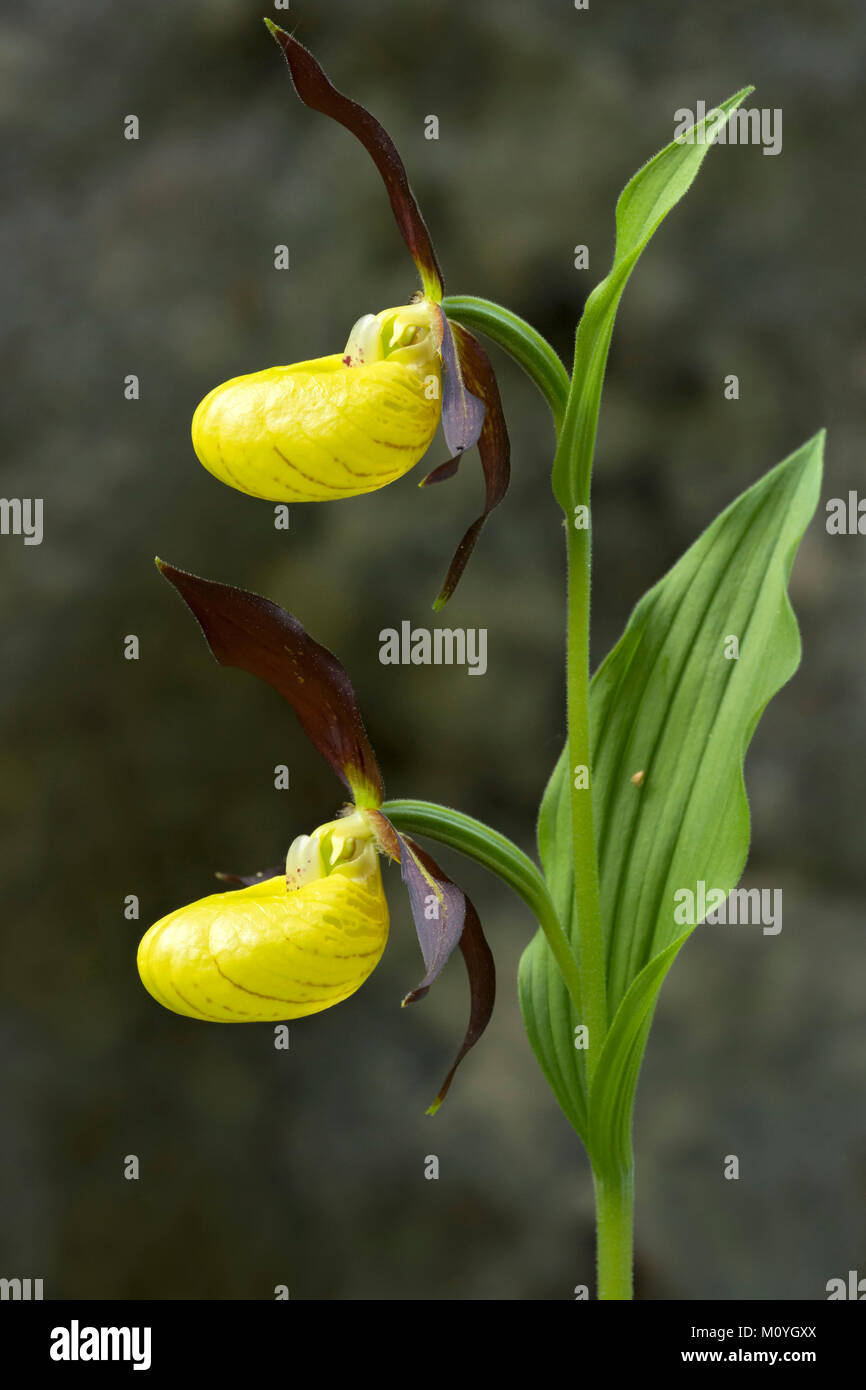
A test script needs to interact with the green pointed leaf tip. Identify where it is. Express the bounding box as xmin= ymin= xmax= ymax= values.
xmin=521 ymin=432 xmax=824 ymax=1149
xmin=553 ymin=86 xmax=753 ymax=511
xmin=611 ymin=87 xmax=753 ymax=271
